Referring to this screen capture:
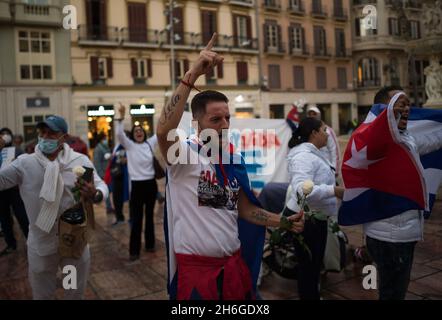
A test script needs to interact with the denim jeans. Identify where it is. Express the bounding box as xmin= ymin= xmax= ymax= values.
xmin=366 ymin=236 xmax=416 ymax=300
